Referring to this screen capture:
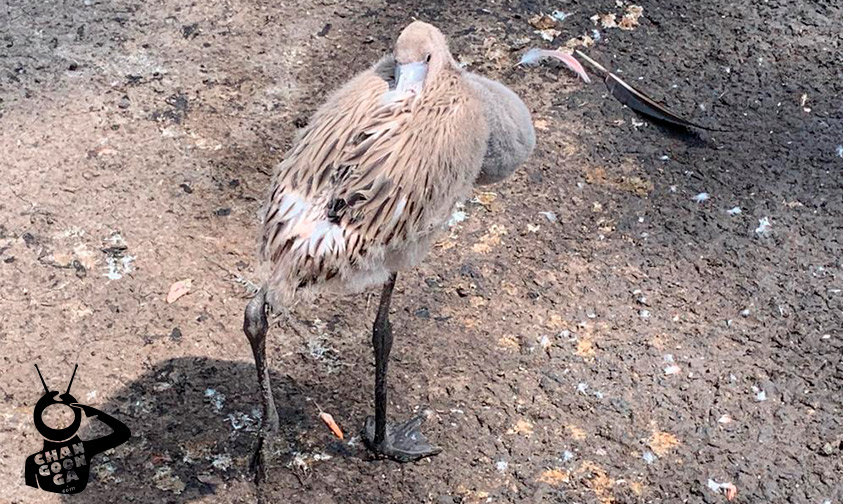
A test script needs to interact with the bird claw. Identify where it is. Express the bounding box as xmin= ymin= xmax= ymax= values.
xmin=362 ymin=414 xmax=442 ymax=462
